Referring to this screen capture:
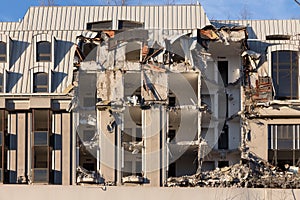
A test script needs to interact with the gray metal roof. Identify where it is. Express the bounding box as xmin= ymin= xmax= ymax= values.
xmin=0 ymin=5 xmax=210 ymax=94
